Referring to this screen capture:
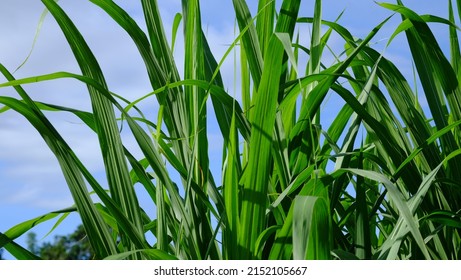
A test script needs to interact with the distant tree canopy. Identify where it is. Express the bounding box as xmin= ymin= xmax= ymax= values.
xmin=0 ymin=248 xmax=4 ymax=260
xmin=27 ymin=225 xmax=94 ymax=260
